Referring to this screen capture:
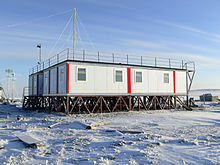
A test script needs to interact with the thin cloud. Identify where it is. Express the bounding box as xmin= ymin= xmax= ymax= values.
xmin=120 ymin=38 xmax=220 ymax=65
xmin=121 ymin=39 xmax=174 ymax=50
xmin=143 ymin=17 xmax=220 ymax=43
xmin=118 ymin=47 xmax=220 ymax=70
